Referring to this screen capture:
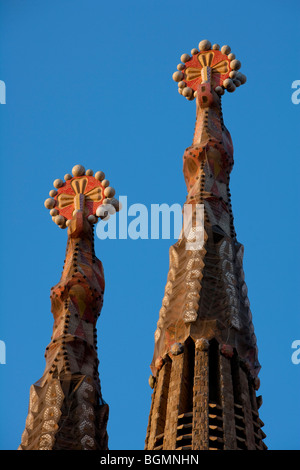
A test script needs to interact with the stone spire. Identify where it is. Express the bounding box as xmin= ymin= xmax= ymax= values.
xmin=145 ymin=40 xmax=267 ymax=450
xmin=19 ymin=165 xmax=120 ymax=450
